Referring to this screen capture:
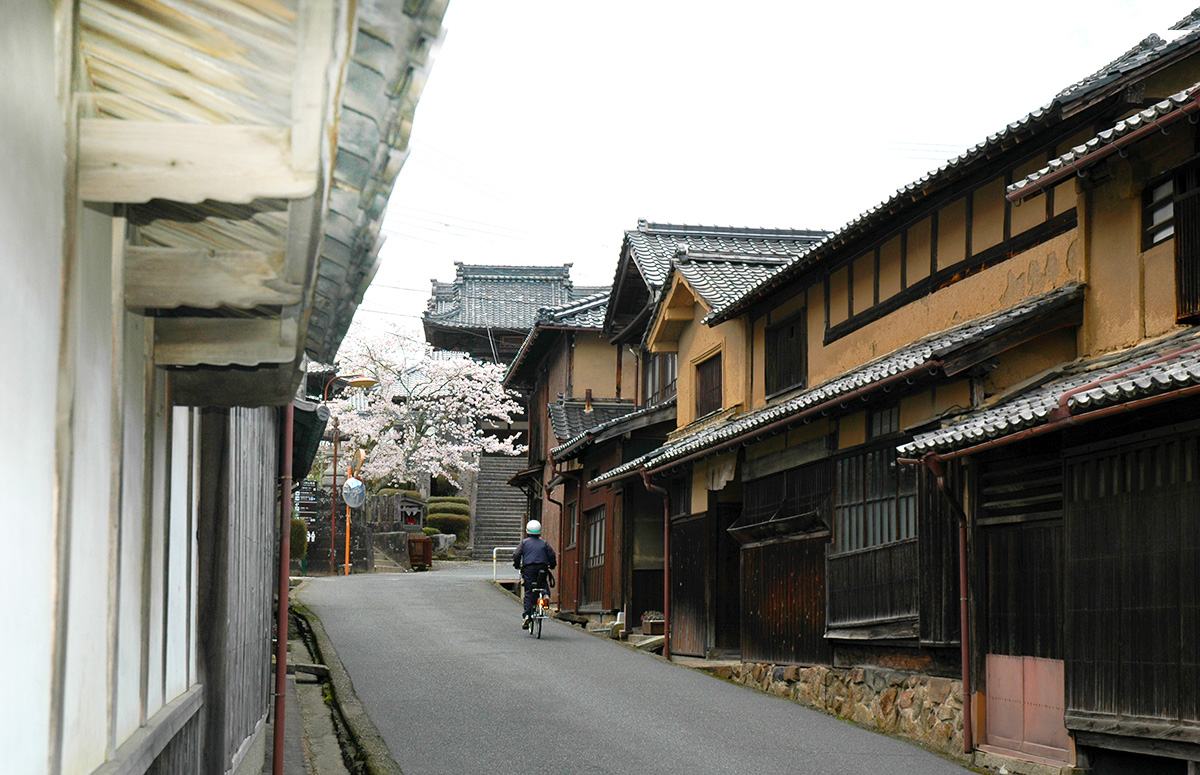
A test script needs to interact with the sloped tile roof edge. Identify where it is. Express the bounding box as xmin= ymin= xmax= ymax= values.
xmin=551 ymin=396 xmax=678 ymax=461
xmin=503 ymin=290 xmax=612 ymax=387
xmin=1008 ymin=82 xmax=1200 ymax=199
xmin=590 ymin=283 xmax=1085 ymax=484
xmin=704 ymin=20 xmax=1200 ymax=327
xmin=899 ymin=326 xmax=1200 ymax=456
